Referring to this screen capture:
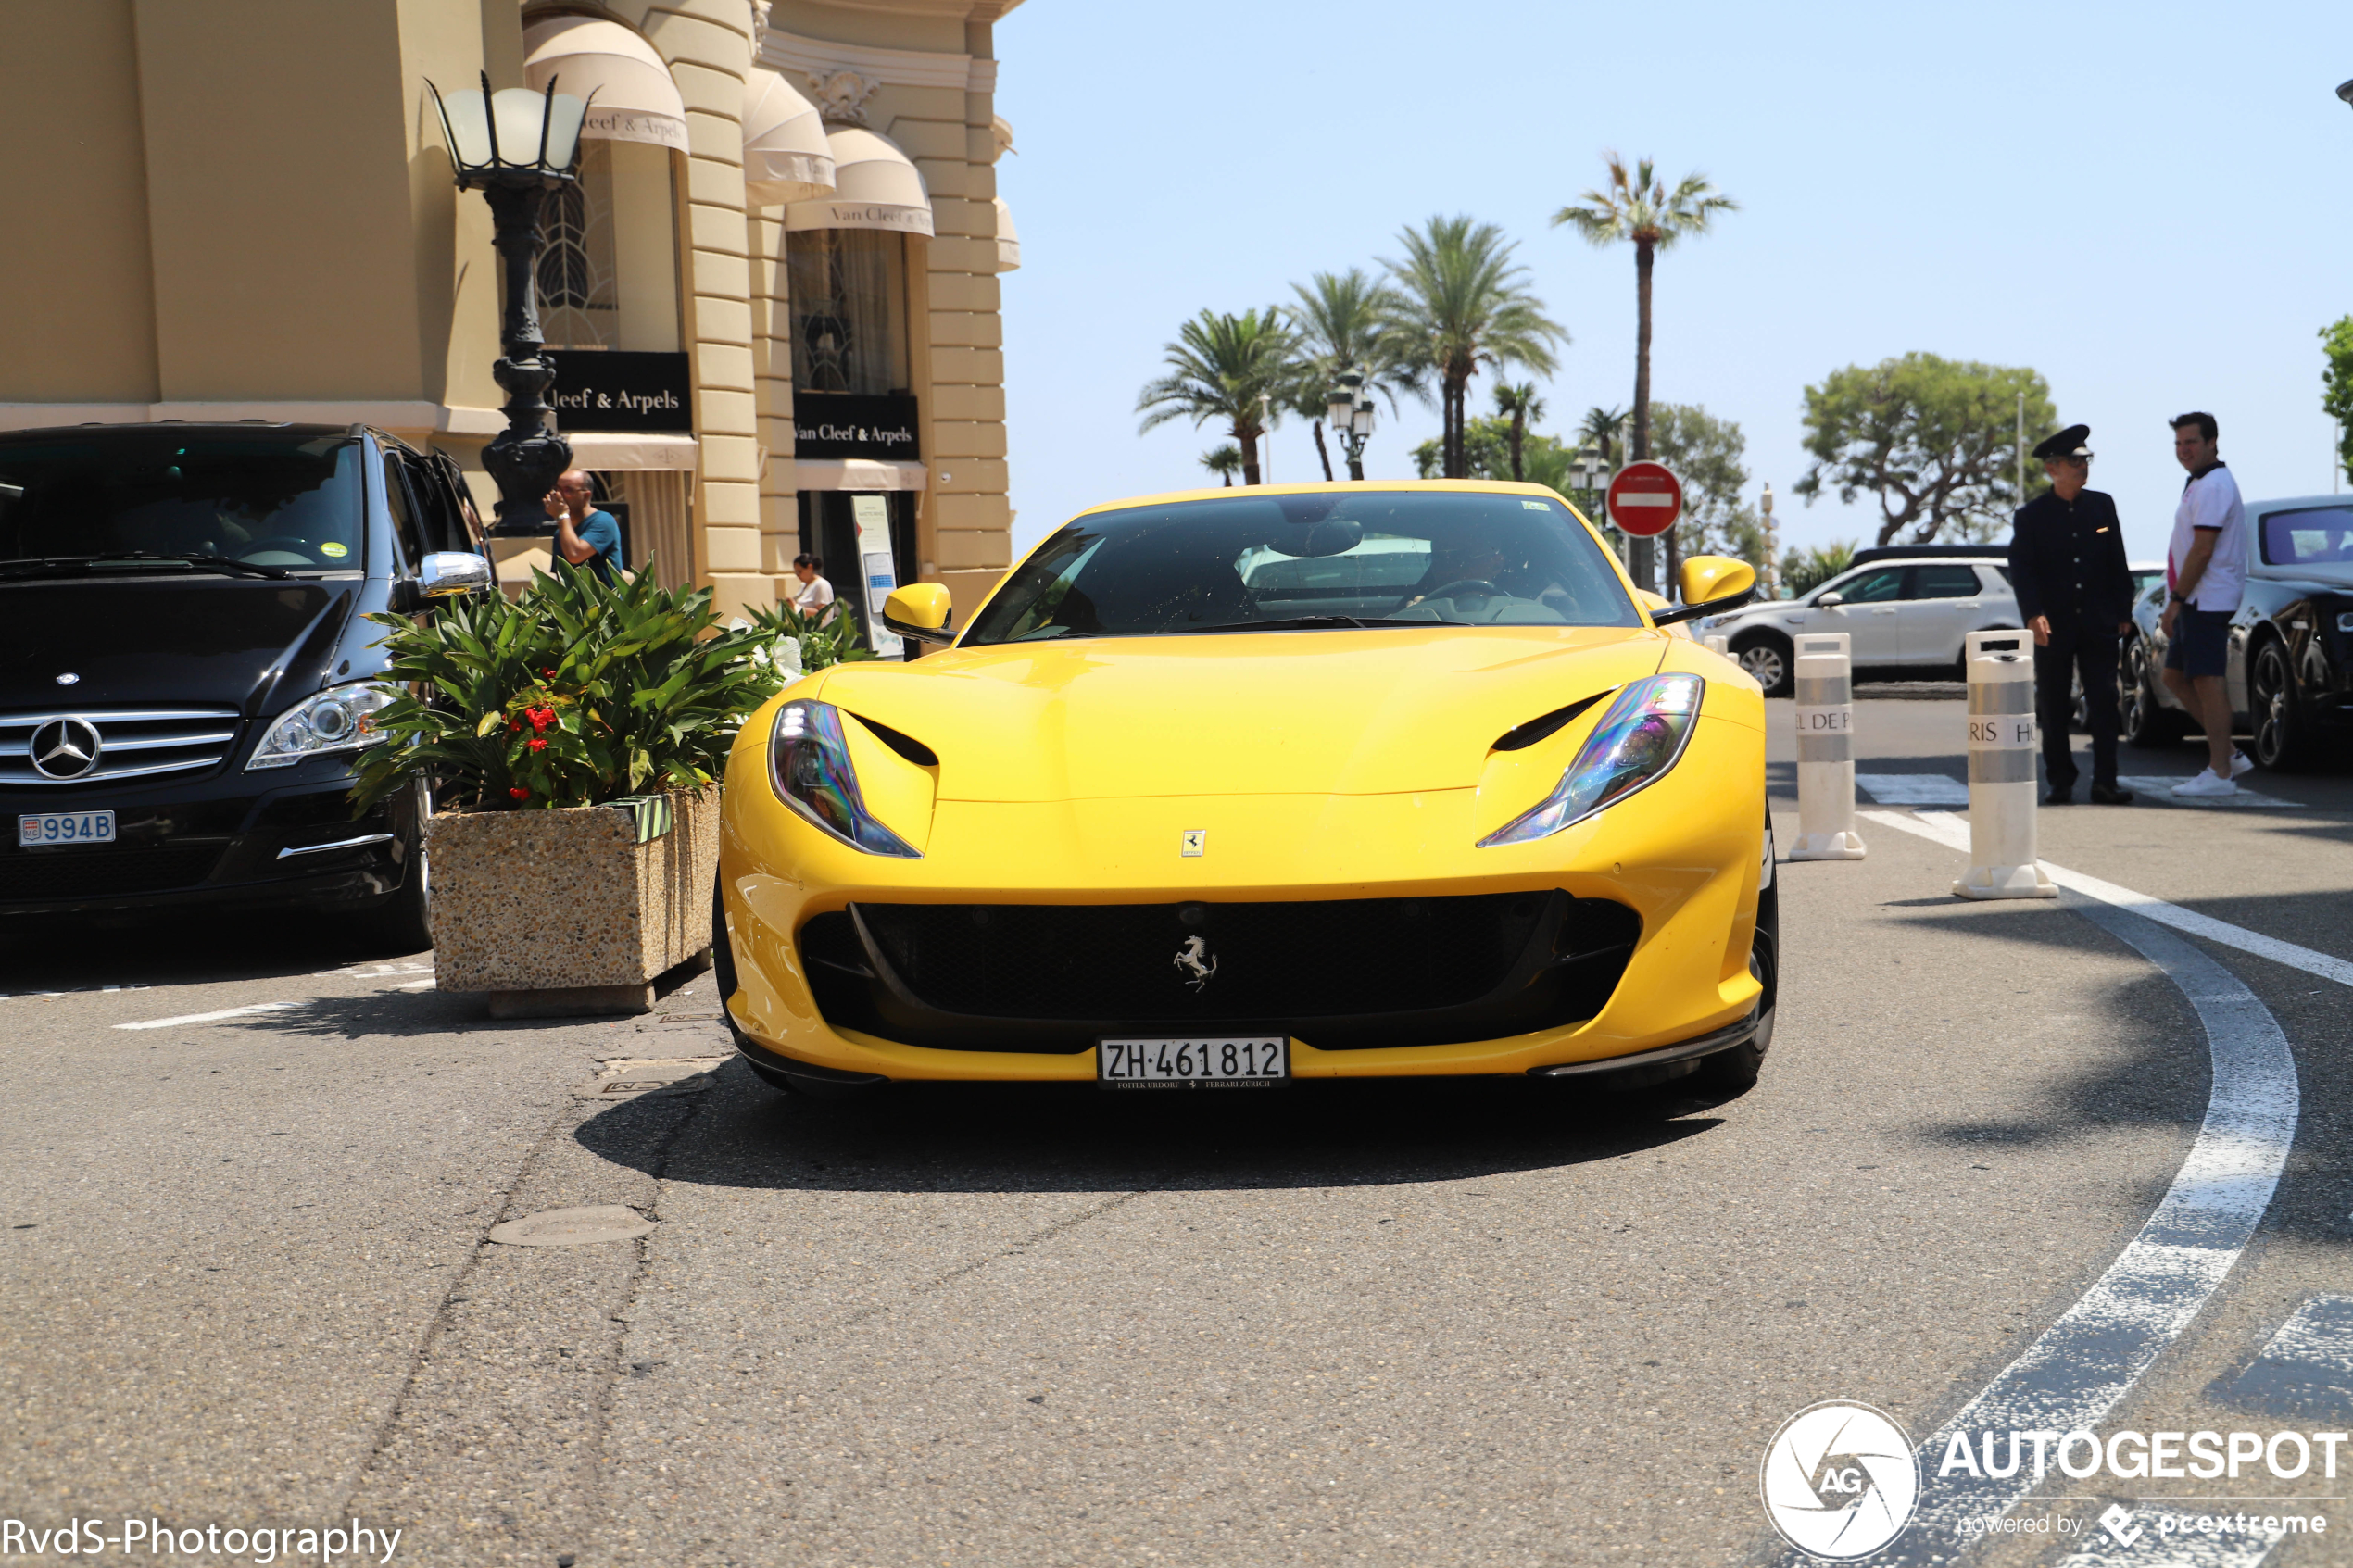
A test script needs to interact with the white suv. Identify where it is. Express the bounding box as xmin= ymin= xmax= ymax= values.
xmin=1703 ymin=557 xmax=2020 ymax=696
